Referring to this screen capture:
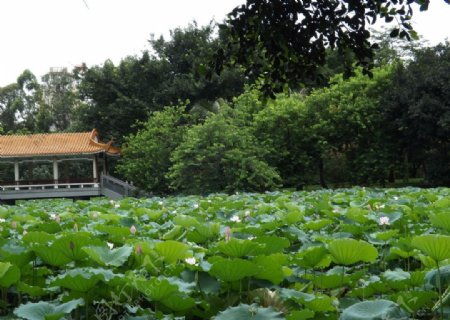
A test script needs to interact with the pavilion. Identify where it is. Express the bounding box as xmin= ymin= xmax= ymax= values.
xmin=0 ymin=129 xmax=130 ymax=201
